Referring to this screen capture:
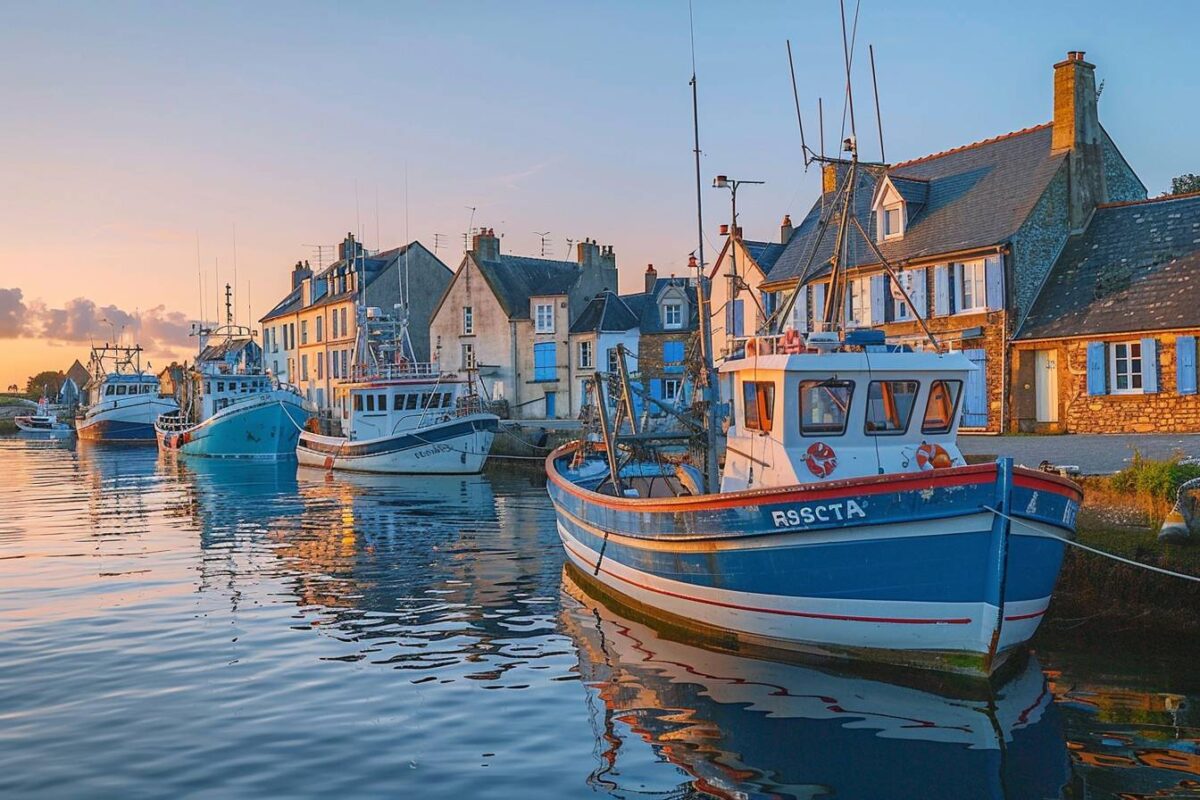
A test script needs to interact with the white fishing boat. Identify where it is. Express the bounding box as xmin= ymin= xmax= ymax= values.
xmin=546 ymin=68 xmax=1081 ymax=678
xmin=296 ymin=304 xmax=497 ymax=474
xmin=13 ymin=396 xmax=73 ymax=436
xmin=76 ymin=344 xmax=179 ymax=442
xmin=155 ymin=285 xmax=313 ymax=459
